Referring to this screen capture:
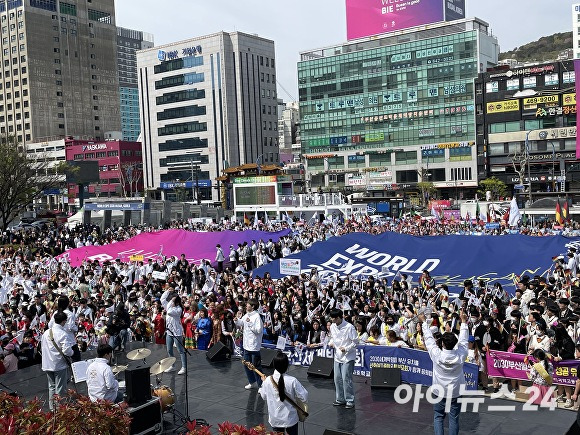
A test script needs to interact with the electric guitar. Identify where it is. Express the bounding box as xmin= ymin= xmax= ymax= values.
xmin=241 ymin=359 xmax=309 ymax=421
